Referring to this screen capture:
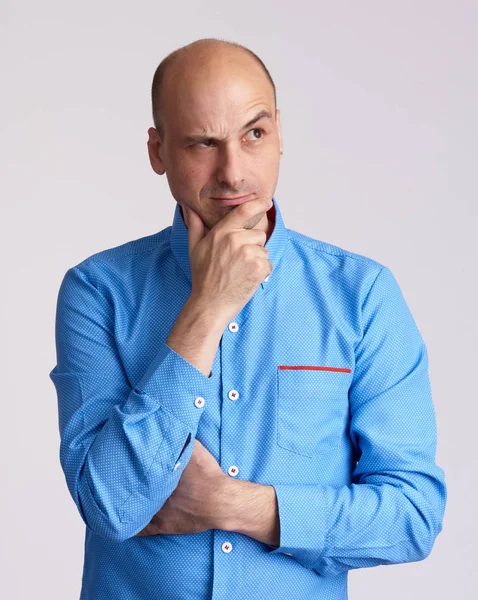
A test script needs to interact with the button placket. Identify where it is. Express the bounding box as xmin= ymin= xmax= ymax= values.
xmin=222 ymin=317 xmax=243 ymax=510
